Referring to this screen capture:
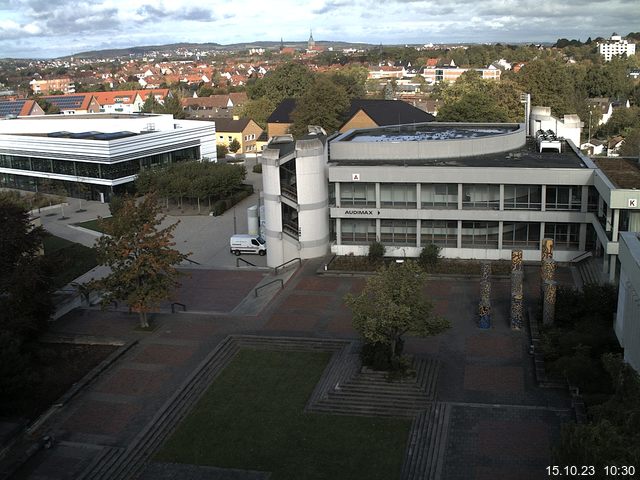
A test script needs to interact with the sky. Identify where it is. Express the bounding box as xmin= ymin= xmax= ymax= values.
xmin=0 ymin=0 xmax=639 ymax=59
